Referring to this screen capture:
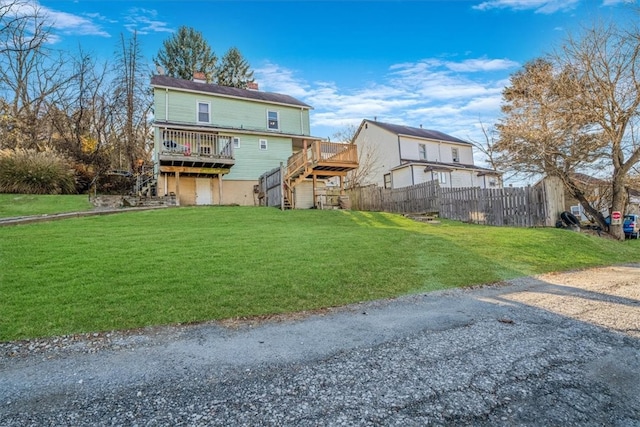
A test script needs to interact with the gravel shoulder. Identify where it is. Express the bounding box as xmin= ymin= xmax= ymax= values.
xmin=1 ymin=264 xmax=639 ymax=426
